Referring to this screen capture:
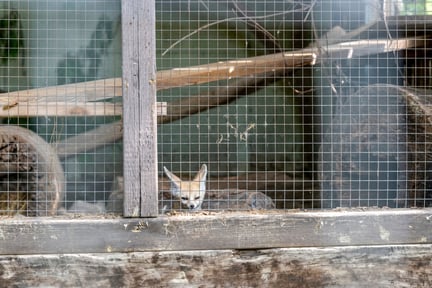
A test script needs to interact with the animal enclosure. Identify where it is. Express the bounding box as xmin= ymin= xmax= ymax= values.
xmin=1 ymin=1 xmax=432 ymax=286
xmin=0 ymin=0 xmax=431 ymax=216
